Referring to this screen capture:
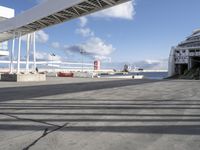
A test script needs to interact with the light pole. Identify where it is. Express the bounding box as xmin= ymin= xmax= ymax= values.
xmin=50 ymin=53 xmax=55 ymax=72
xmin=80 ymin=49 xmax=85 ymax=72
